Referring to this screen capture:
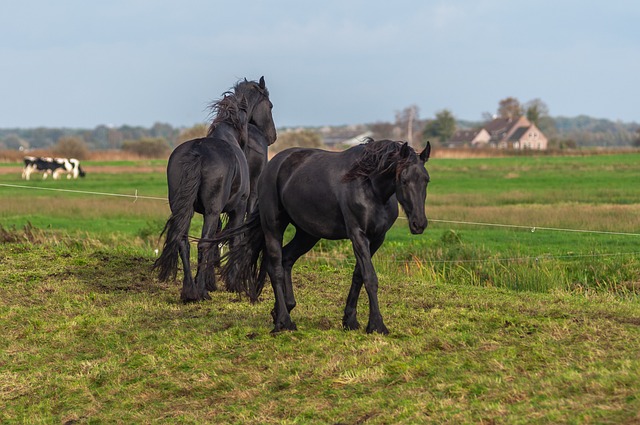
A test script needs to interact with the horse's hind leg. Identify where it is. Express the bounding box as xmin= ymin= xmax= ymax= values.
xmin=264 ymin=226 xmax=297 ymax=333
xmin=282 ymin=229 xmax=319 ymax=313
xmin=195 ymin=212 xmax=219 ymax=294
xmin=212 ymin=220 xmax=223 ymax=268
xmin=179 ymin=235 xmax=206 ymax=302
